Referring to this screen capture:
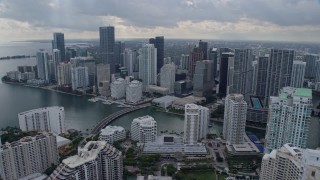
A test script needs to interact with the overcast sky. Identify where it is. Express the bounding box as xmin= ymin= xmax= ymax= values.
xmin=0 ymin=0 xmax=320 ymax=42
